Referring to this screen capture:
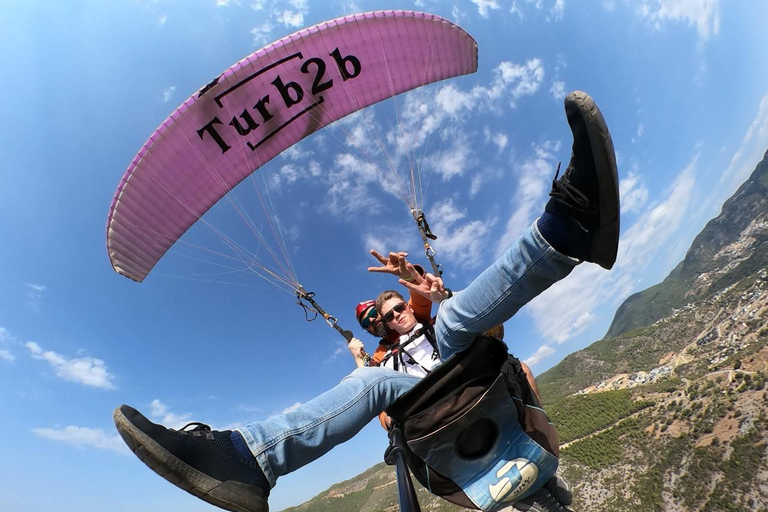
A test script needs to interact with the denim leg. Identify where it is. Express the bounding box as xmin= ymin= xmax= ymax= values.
xmin=236 ymin=366 xmax=420 ymax=487
xmin=435 ymin=221 xmax=578 ymax=360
